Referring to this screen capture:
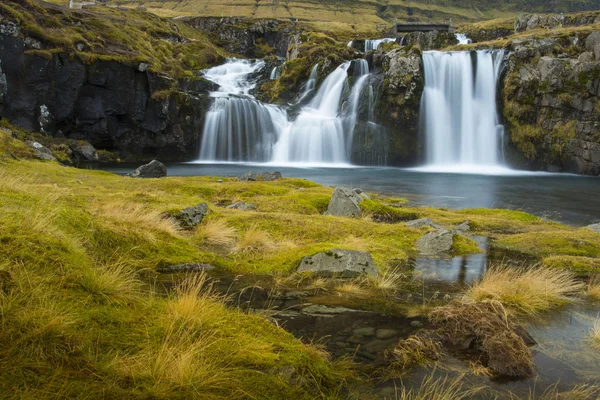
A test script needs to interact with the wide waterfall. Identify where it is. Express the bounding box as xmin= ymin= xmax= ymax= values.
xmin=420 ymin=50 xmax=506 ymax=171
xmin=198 ymin=58 xmax=372 ymax=166
xmin=198 ymin=59 xmax=287 ymax=162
